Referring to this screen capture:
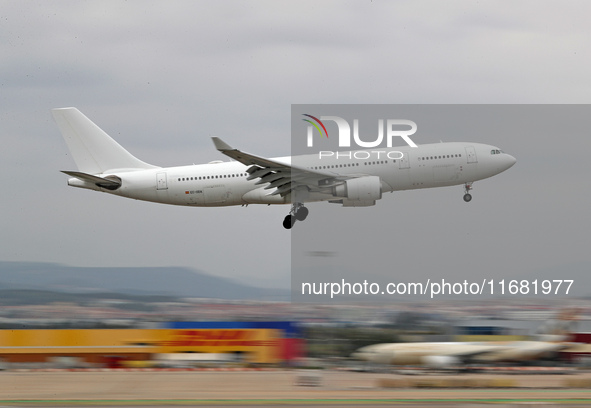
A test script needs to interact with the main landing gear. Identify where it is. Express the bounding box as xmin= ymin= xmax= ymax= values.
xmin=463 ymin=182 xmax=473 ymax=202
xmin=283 ymin=203 xmax=309 ymax=229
